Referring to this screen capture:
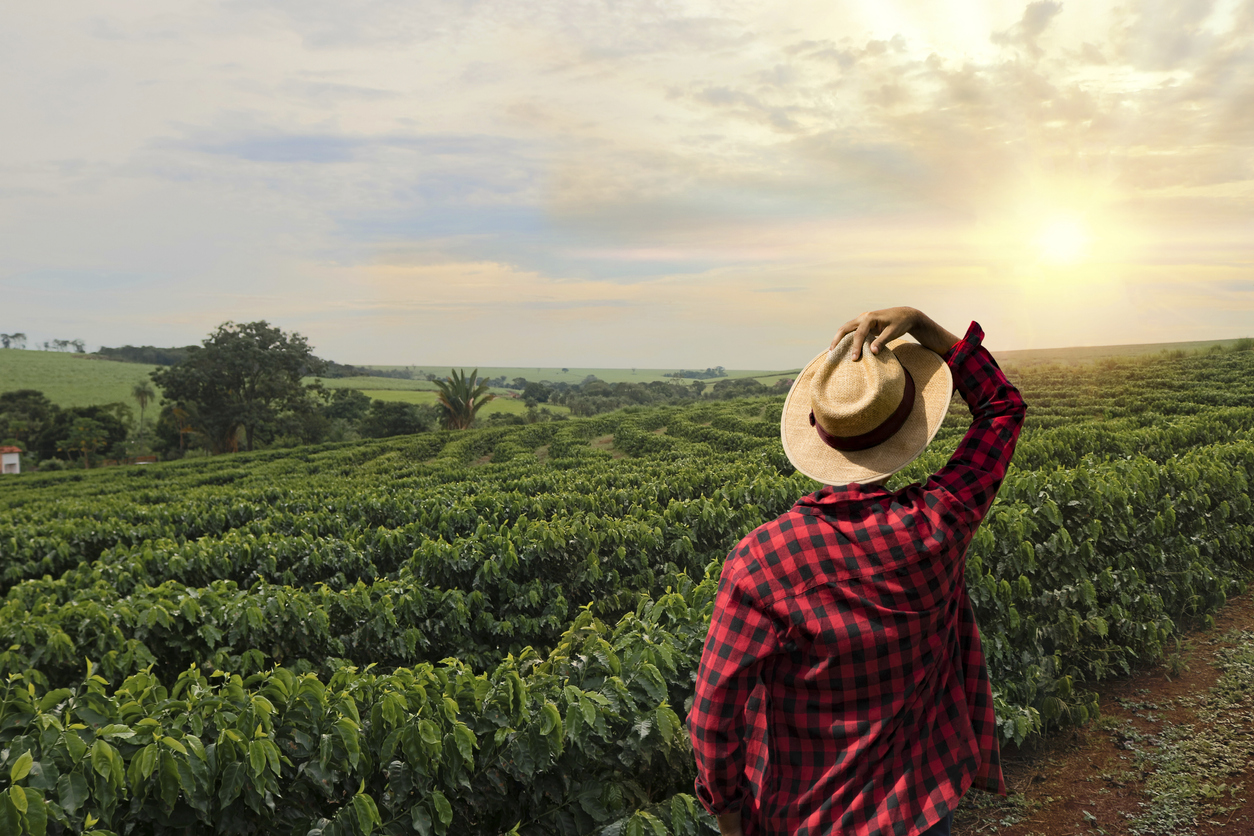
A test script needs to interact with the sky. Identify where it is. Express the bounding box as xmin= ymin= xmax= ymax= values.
xmin=2 ymin=0 xmax=1253 ymax=368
